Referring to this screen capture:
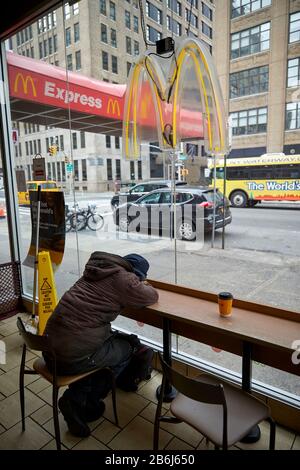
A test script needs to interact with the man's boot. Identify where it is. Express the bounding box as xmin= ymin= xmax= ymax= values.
xmin=80 ymin=401 xmax=106 ymax=422
xmin=58 ymin=394 xmax=90 ymax=438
